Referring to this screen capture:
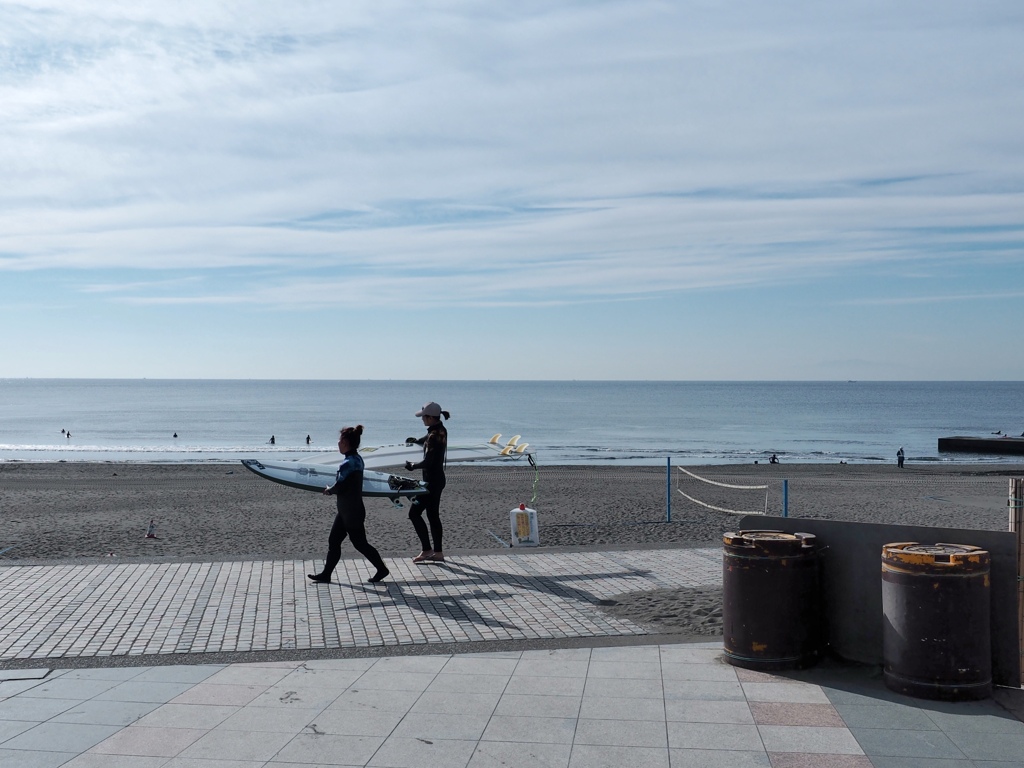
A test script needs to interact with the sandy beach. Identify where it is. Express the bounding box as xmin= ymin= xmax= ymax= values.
xmin=1 ymin=460 xmax=1021 ymax=638
xmin=1 ymin=460 xmax=1019 ymax=562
